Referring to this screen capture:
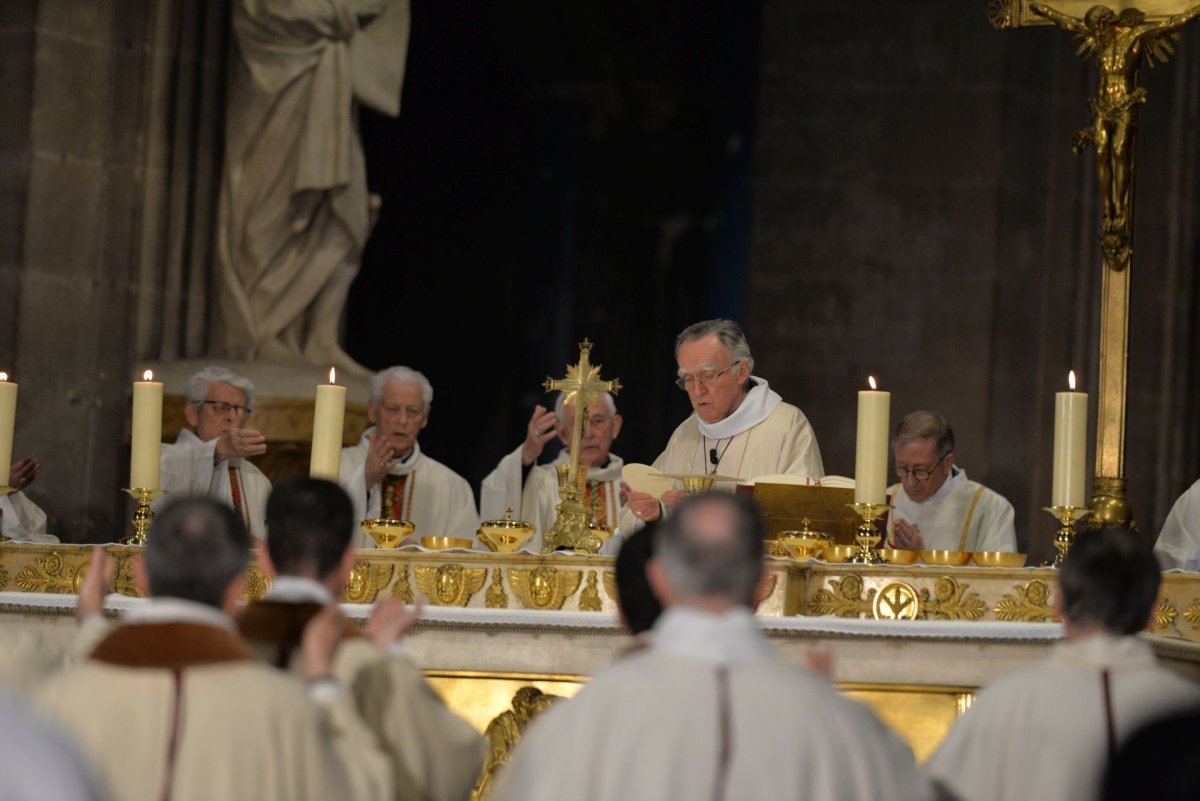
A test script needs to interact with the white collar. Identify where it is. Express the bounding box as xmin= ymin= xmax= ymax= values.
xmin=908 ymin=465 xmax=969 ymax=506
xmin=266 ymin=575 xmax=335 ymax=604
xmin=696 ymin=376 xmax=782 ymax=439
xmin=651 ymin=606 xmax=773 ymax=665
xmin=1049 ymin=633 xmax=1157 ymax=669
xmin=124 ymin=597 xmax=237 ymax=633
